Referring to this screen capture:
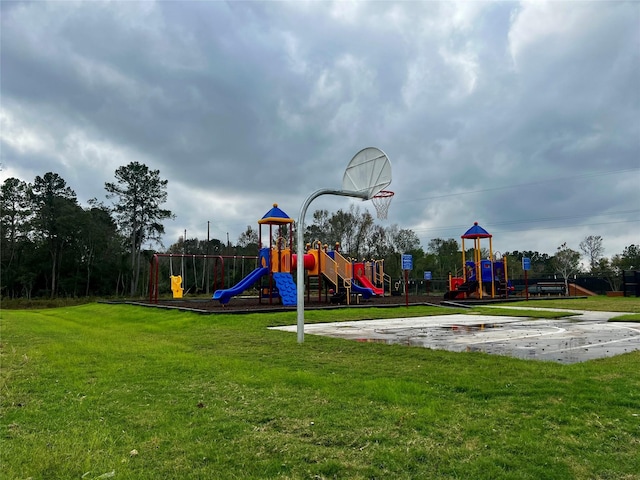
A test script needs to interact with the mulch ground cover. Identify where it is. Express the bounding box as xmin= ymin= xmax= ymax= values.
xmin=128 ymin=294 xmax=450 ymax=314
